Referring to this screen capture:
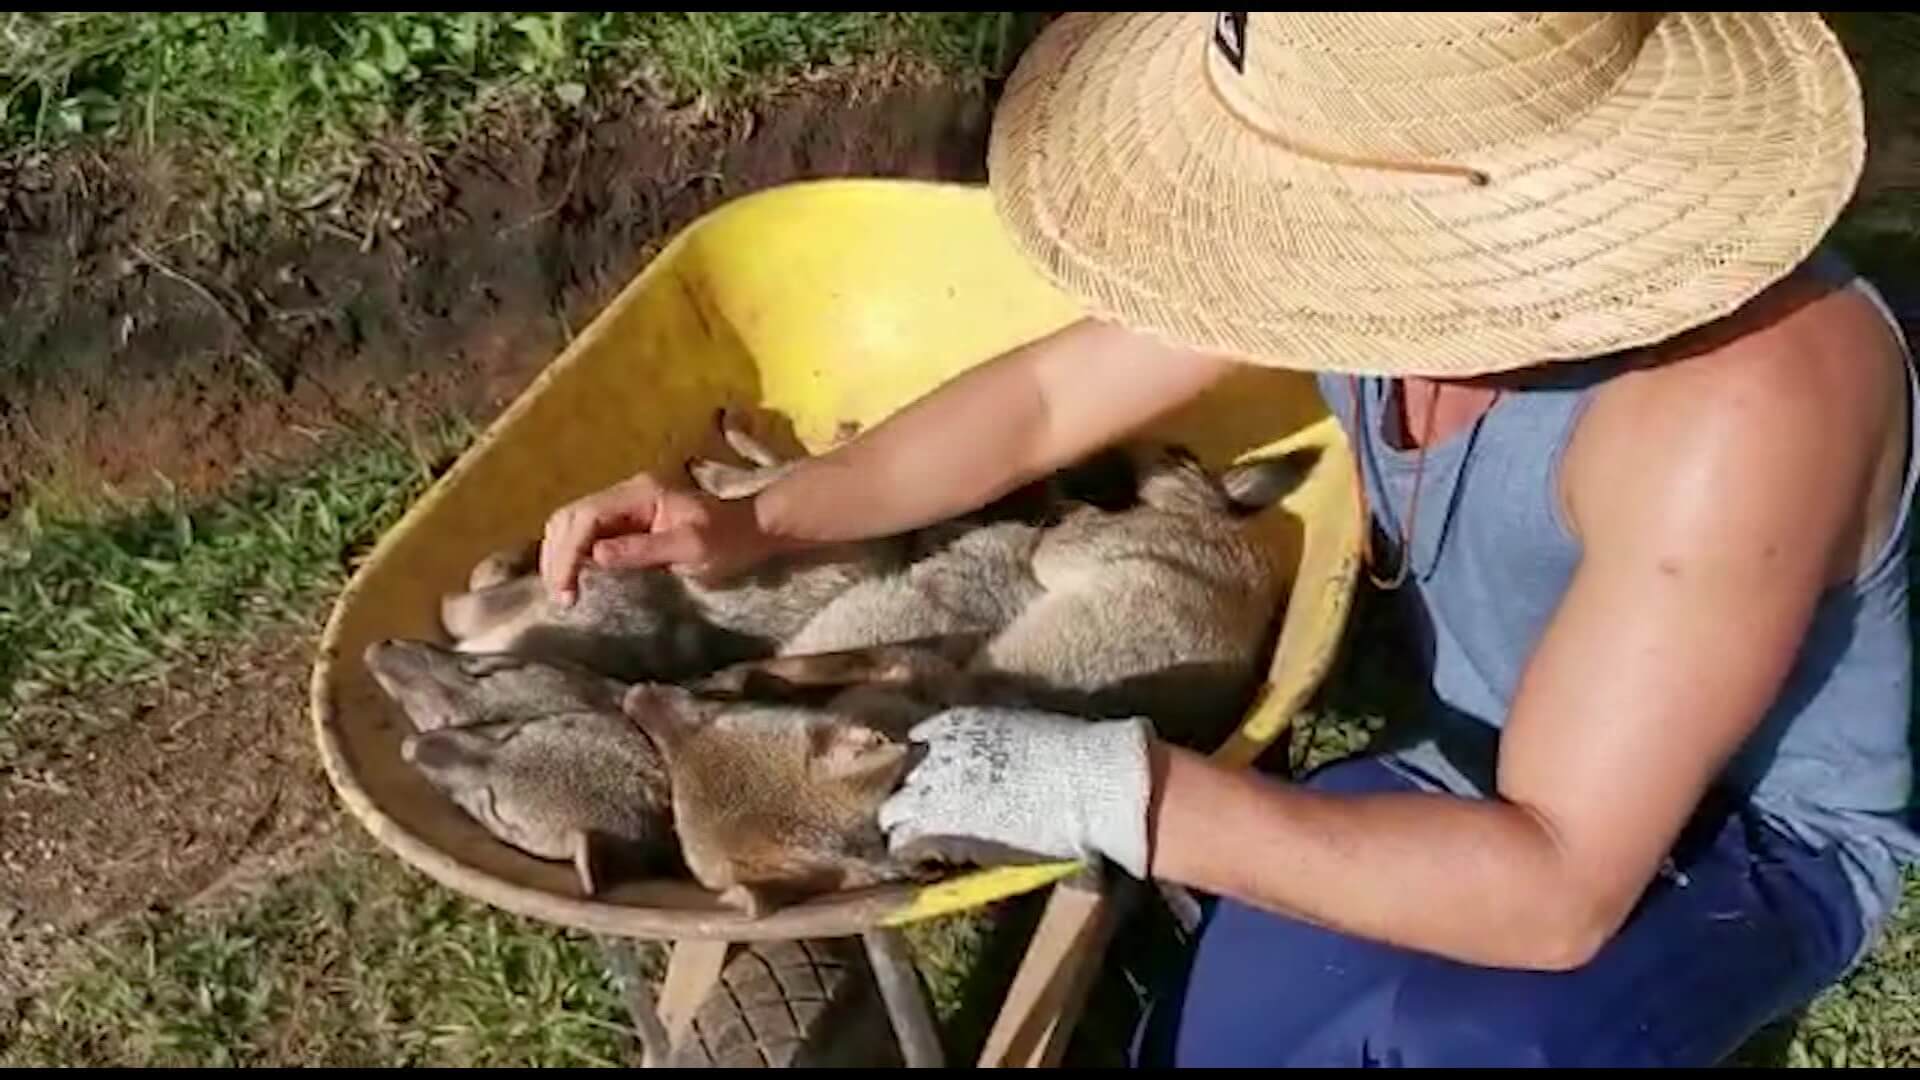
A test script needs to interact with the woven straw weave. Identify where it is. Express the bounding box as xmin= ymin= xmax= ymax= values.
xmin=988 ymin=12 xmax=1867 ymax=377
